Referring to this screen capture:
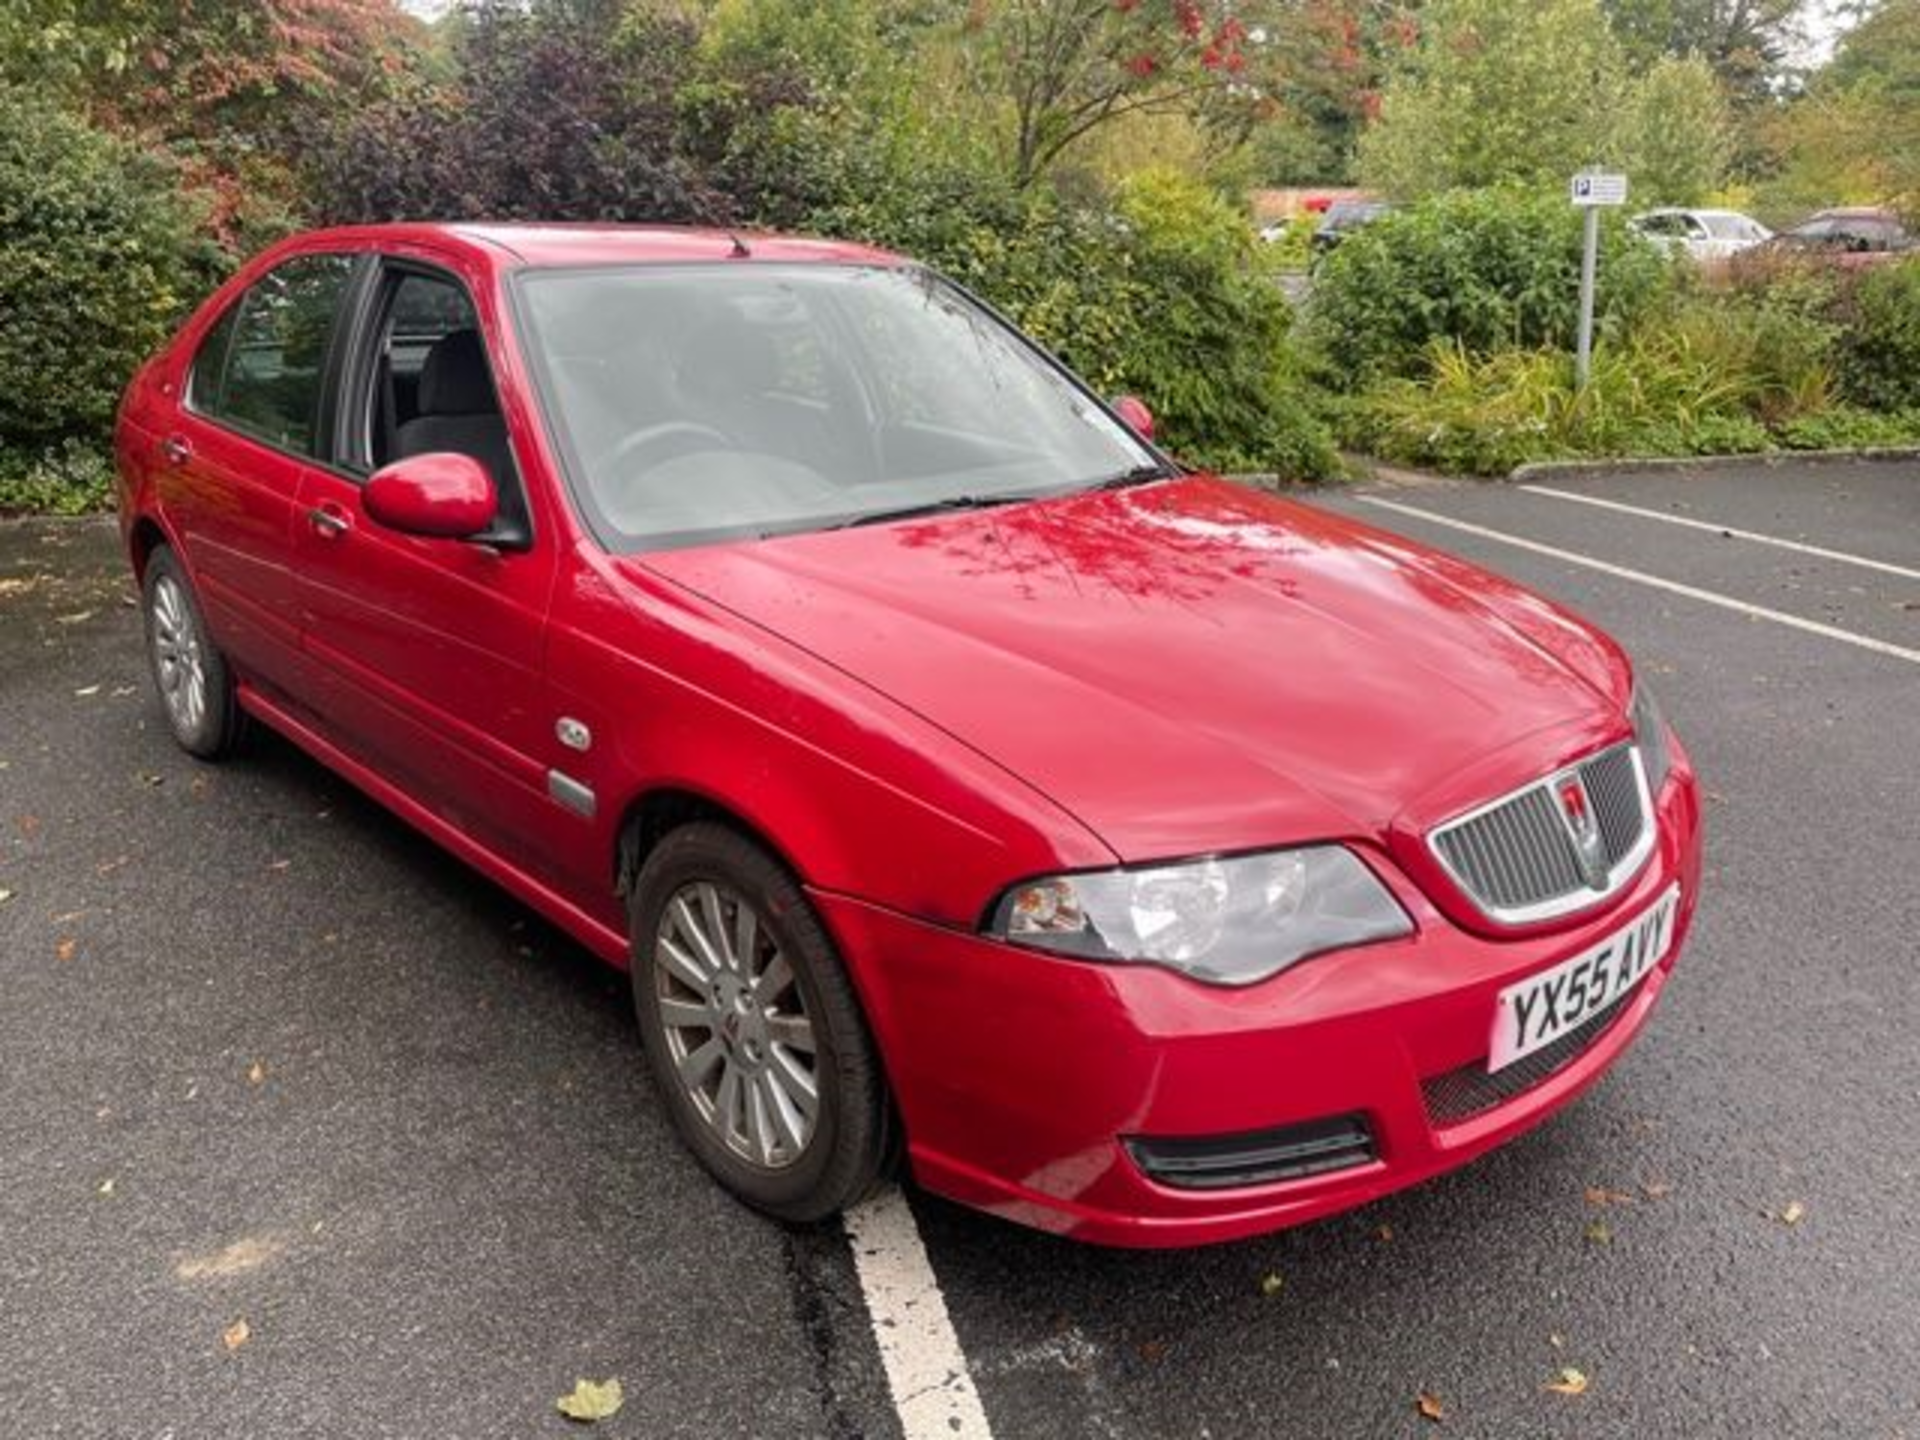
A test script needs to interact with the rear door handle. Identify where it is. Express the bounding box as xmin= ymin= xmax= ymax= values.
xmin=307 ymin=505 xmax=352 ymax=539
xmin=161 ymin=434 xmax=192 ymax=465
